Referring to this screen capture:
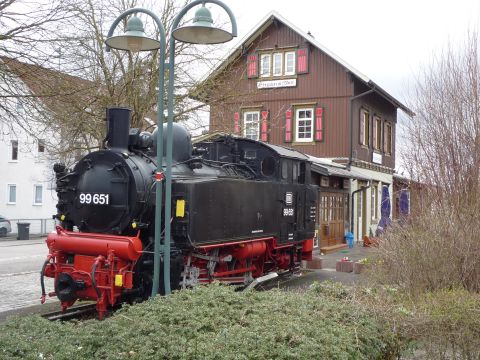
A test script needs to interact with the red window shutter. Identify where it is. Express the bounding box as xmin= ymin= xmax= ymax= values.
xmin=260 ymin=110 xmax=269 ymax=142
xmin=247 ymin=54 xmax=258 ymax=78
xmin=234 ymin=112 xmax=240 ymax=134
xmin=315 ymin=107 xmax=324 ymax=142
xmin=285 ymin=109 xmax=293 ymax=143
xmin=297 ymin=48 xmax=309 ymax=74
